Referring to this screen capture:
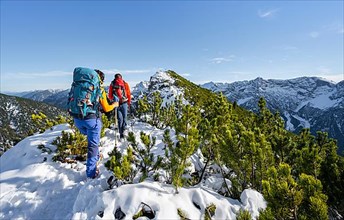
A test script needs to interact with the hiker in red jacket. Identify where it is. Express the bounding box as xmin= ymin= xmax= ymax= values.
xmin=108 ymin=73 xmax=131 ymax=139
